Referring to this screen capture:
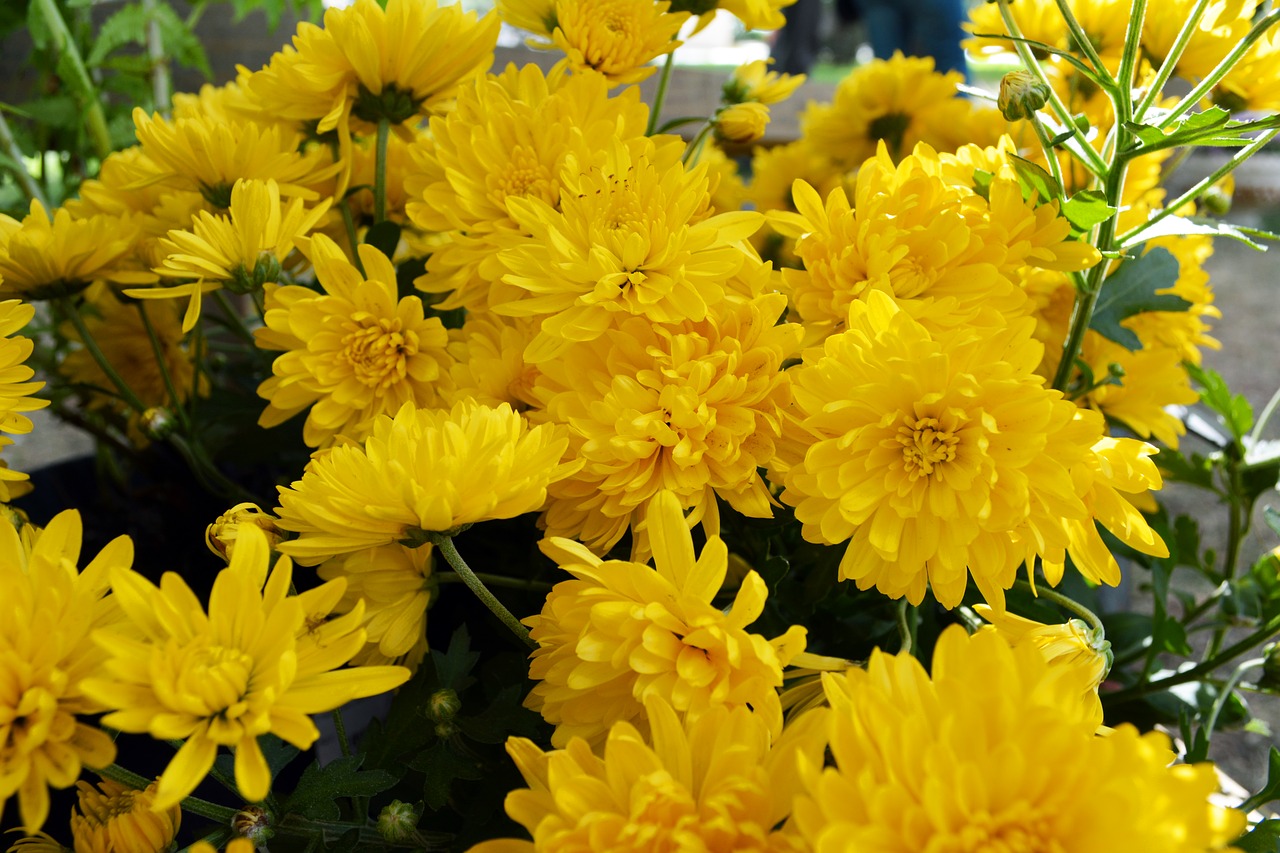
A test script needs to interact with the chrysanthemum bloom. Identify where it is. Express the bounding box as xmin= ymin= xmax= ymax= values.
xmin=722 ymin=59 xmax=805 ymax=106
xmin=59 ymin=286 xmax=206 ymax=435
xmin=974 ymin=603 xmax=1110 ymax=706
xmin=792 ymin=626 xmax=1245 ymax=852
xmin=190 ymin=839 xmax=254 ymax=853
xmin=82 ymin=526 xmax=410 ymax=809
xmin=69 ymin=778 xmax=181 ymax=853
xmin=779 ymin=292 xmax=1167 ymax=609
xmin=498 ymin=0 xmax=687 ymax=86
xmin=534 ymin=294 xmax=800 ymax=555
xmin=127 ymin=110 xmax=338 ymax=208
xmin=495 ymin=137 xmax=763 ymax=361
xmin=128 ymin=178 xmax=330 ymax=332
xmin=715 ymin=102 xmax=771 ymax=144
xmin=446 ymin=313 xmax=542 ymax=411
xmin=0 ymin=510 xmax=131 ymax=831
xmin=0 ymin=300 xmax=48 ymax=438
xmin=275 ymin=400 xmax=576 ymax=565
xmin=1142 ymin=0 xmax=1256 ymax=83
xmin=406 ymin=64 xmax=649 ymax=312
xmin=247 ymin=0 xmax=498 ymax=138
xmin=255 ymin=234 xmax=454 ymax=448
xmin=469 ymin=696 xmax=822 ymax=853
xmin=317 ymin=542 xmax=434 ymax=670
xmin=526 ymin=490 xmax=807 ymax=746
xmin=0 ymin=202 xmax=154 ymax=300
xmin=800 ymin=53 xmax=974 ymax=168
xmin=206 ymin=502 xmax=284 ymax=561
